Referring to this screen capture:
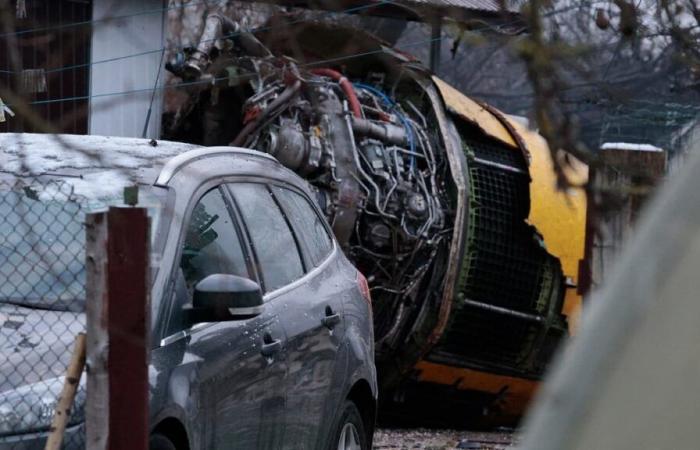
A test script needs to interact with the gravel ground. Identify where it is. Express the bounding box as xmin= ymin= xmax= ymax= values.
xmin=373 ymin=429 xmax=517 ymax=450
